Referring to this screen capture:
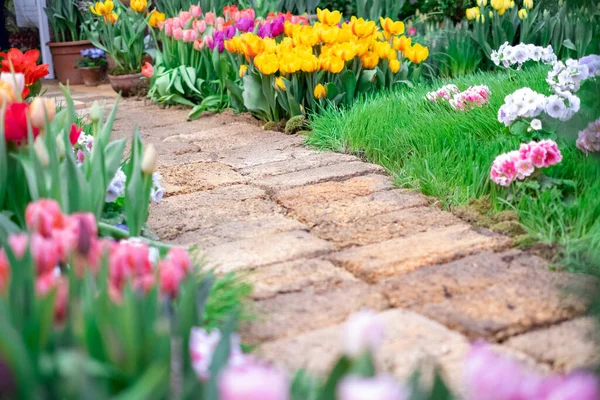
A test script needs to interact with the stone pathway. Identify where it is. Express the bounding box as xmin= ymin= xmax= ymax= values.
xmin=47 ymin=83 xmax=599 ymax=391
